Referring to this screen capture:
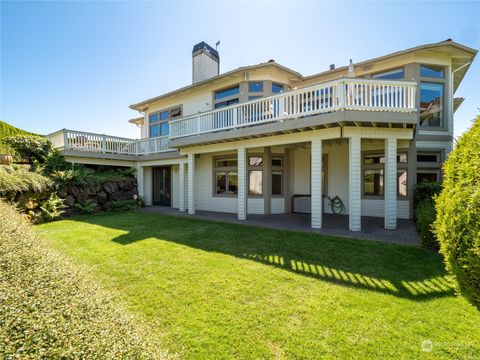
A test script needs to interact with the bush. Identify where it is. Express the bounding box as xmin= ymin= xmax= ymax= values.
xmin=0 ymin=201 xmax=166 ymax=358
xmin=434 ymin=115 xmax=480 ymax=309
xmin=2 ymin=135 xmax=53 ymax=164
xmin=416 ymin=200 xmax=438 ymax=250
xmin=413 ymin=180 xmax=442 ymax=211
xmin=111 ymin=199 xmax=138 ymax=212
xmin=39 ymin=192 xmax=66 ymax=221
xmin=0 ymin=165 xmax=53 ymax=198
xmin=75 ymin=199 xmax=97 ymax=215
